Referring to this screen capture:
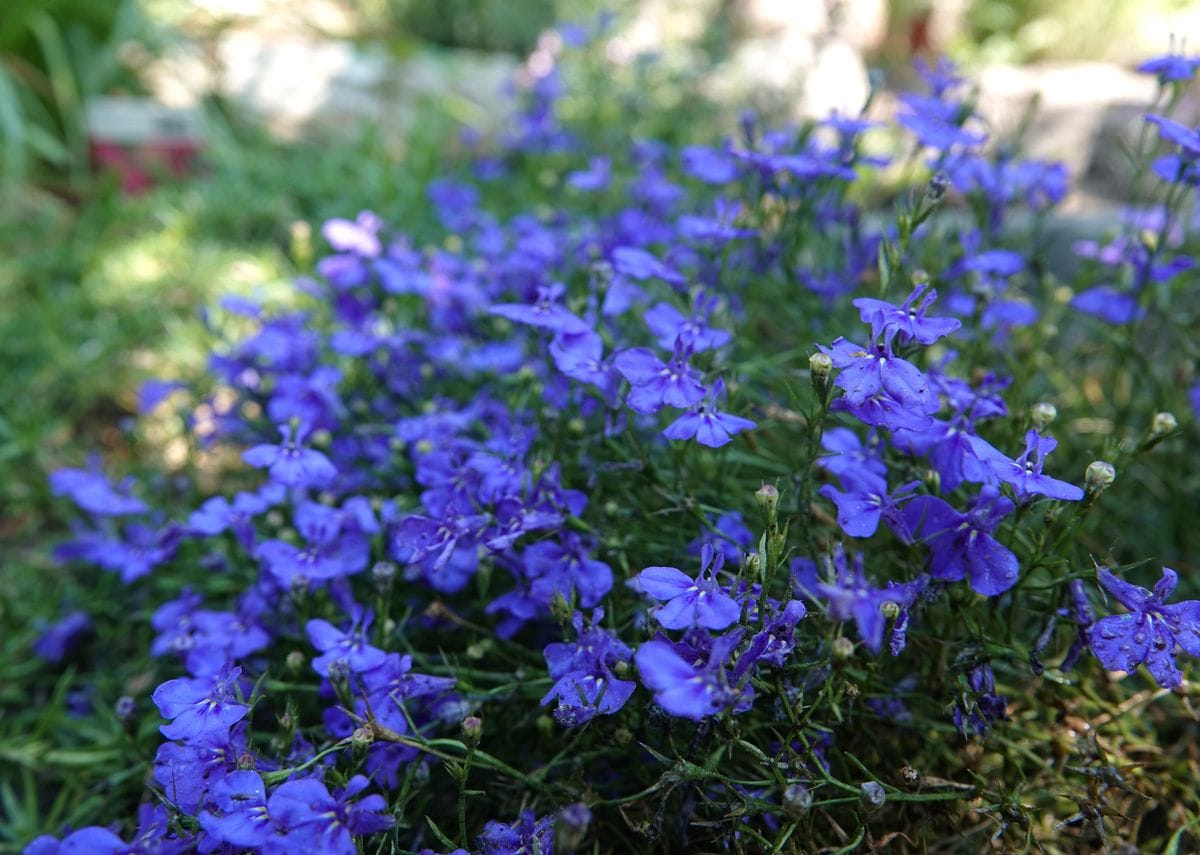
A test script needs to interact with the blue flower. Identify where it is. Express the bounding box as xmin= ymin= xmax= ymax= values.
xmin=632 ymin=543 xmax=741 ymax=630
xmin=49 ymin=466 xmax=147 ymax=516
xmin=968 ymin=429 xmax=1083 ymax=502
xmin=1091 ymin=566 xmax=1200 ymax=688
xmin=614 ymin=345 xmax=707 ymax=414
xmin=198 ymin=770 xmax=272 ymax=848
xmin=242 ymin=424 xmax=337 ymax=489
xmin=903 ymin=487 xmax=1019 ymax=596
xmin=634 ymin=630 xmax=744 ymax=719
xmin=153 ymin=665 xmax=248 ymax=741
xmin=662 ymin=378 xmax=756 ymax=448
